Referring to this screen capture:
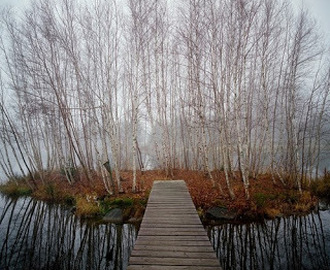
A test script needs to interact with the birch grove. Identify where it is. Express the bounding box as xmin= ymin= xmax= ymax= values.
xmin=0 ymin=0 xmax=329 ymax=195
